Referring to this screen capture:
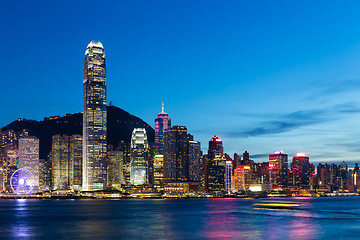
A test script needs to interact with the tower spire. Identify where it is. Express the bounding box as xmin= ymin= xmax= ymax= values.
xmin=162 ymin=102 xmax=164 ymax=113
